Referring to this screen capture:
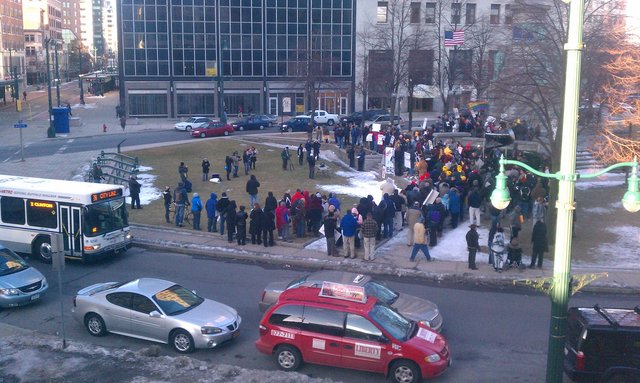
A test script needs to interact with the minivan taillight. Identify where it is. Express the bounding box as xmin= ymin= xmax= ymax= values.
xmin=575 ymin=351 xmax=585 ymax=371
